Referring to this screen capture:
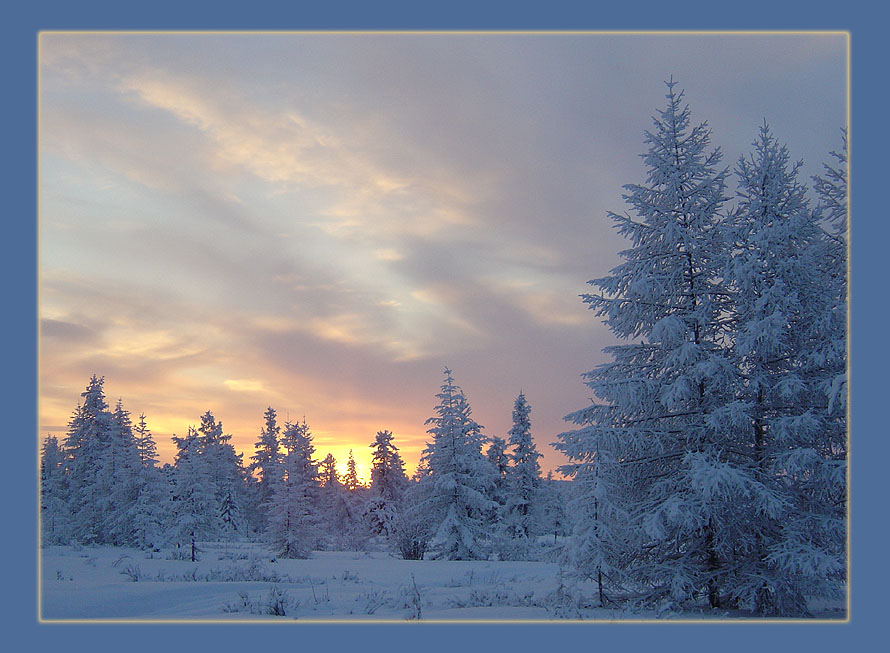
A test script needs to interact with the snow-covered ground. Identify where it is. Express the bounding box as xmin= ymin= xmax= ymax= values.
xmin=40 ymin=542 xmax=846 ymax=621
